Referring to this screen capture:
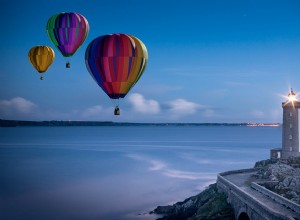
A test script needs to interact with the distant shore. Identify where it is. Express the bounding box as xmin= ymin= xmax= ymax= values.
xmin=0 ymin=119 xmax=281 ymax=127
